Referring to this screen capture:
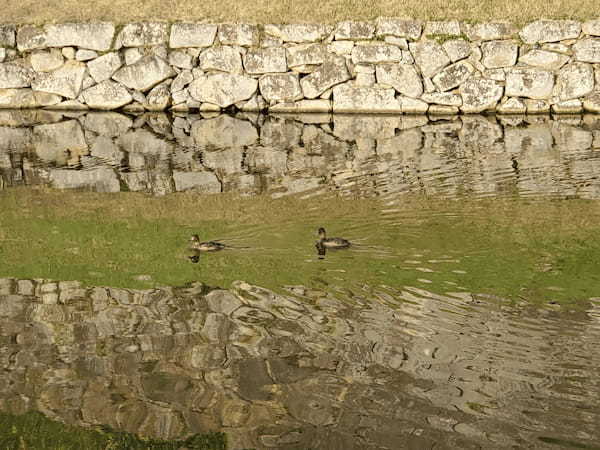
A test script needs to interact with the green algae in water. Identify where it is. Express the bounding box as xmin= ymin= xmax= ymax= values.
xmin=1 ymin=188 xmax=600 ymax=305
xmin=0 ymin=411 xmax=226 ymax=450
